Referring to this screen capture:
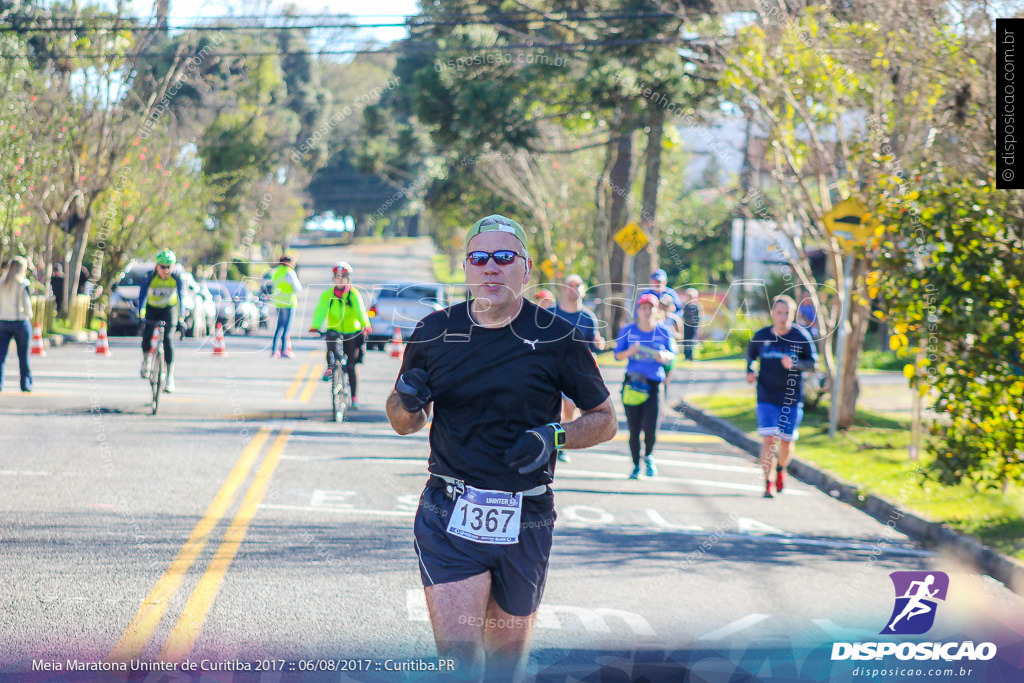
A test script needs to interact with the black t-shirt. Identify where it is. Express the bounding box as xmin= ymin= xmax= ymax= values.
xmin=746 ymin=325 xmax=817 ymax=406
xmin=399 ymin=300 xmax=611 ymax=492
